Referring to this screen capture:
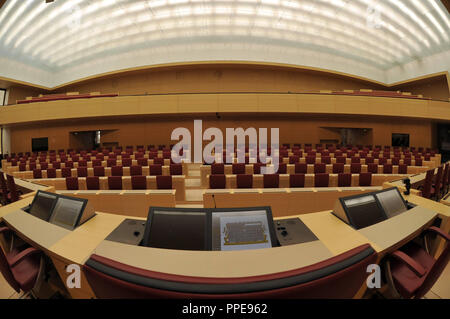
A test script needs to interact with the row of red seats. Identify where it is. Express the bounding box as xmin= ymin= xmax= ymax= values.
xmin=30 ymin=164 xmax=183 ymax=179
xmin=65 ymin=175 xmax=172 ymax=191
xmin=421 ymin=163 xmax=450 ymax=201
xmin=209 ymin=173 xmax=374 ymax=189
